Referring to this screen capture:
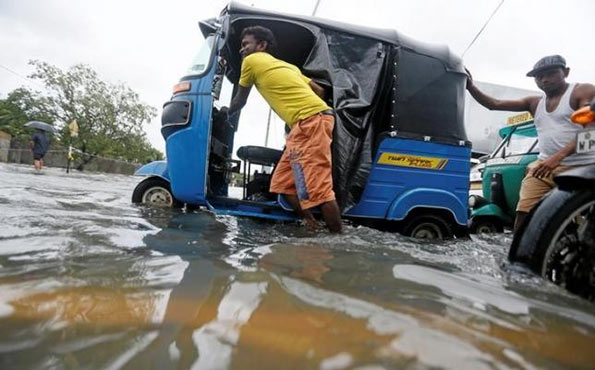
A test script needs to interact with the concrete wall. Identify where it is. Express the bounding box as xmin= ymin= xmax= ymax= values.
xmin=0 ymin=130 xmax=10 ymax=162
xmin=465 ymin=81 xmax=538 ymax=155
xmin=2 ymin=136 xmax=141 ymax=175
